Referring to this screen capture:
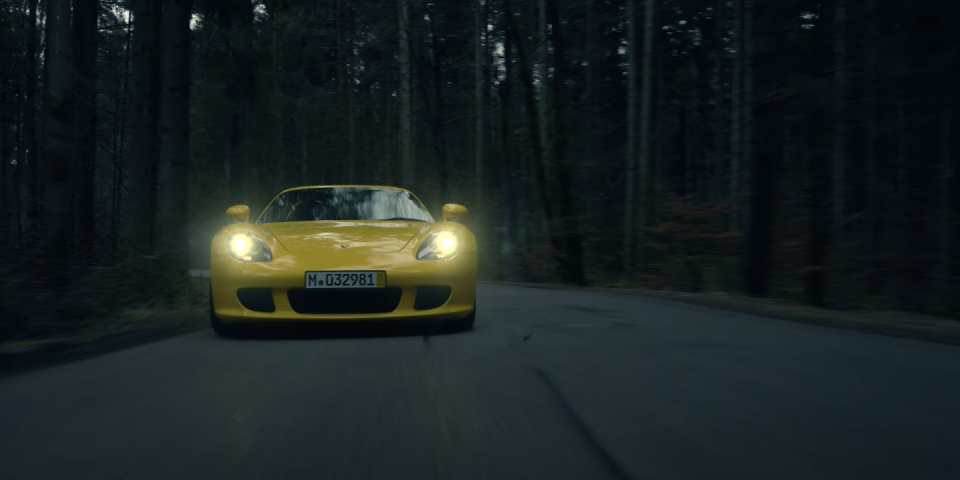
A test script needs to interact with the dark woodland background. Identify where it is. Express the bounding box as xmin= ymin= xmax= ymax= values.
xmin=1 ymin=0 xmax=958 ymax=338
